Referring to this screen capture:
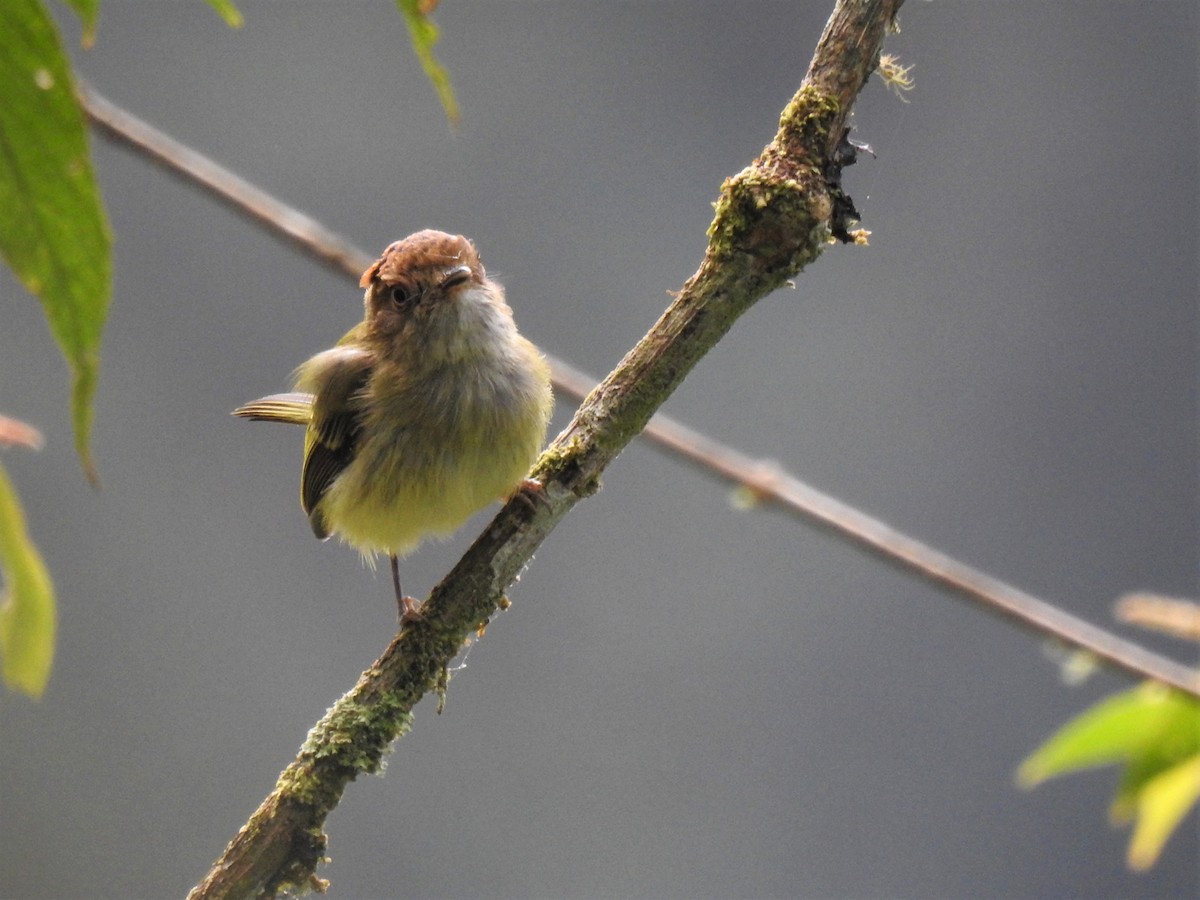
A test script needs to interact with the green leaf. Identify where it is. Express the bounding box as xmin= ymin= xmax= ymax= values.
xmin=396 ymin=0 xmax=460 ymax=124
xmin=1019 ymin=684 xmax=1200 ymax=870
xmin=203 ymin=0 xmax=244 ymax=29
xmin=1017 ymin=684 xmax=1200 ymax=787
xmin=56 ymin=0 xmax=99 ymax=47
xmin=0 ymin=458 xmax=56 ymax=697
xmin=1128 ymin=753 xmax=1200 ymax=870
xmin=1109 ymin=689 xmax=1200 ymax=819
xmin=0 ymin=0 xmax=112 ymax=485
